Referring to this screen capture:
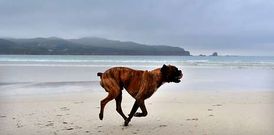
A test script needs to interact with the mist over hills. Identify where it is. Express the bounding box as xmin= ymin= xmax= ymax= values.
xmin=0 ymin=37 xmax=190 ymax=56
